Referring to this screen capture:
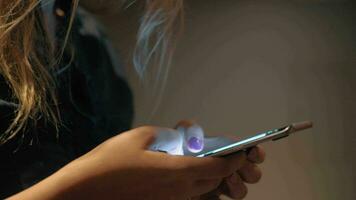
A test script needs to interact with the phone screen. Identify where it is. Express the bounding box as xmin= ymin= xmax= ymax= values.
xmin=196 ymin=127 xmax=286 ymax=157
xmin=195 ymin=121 xmax=312 ymax=157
